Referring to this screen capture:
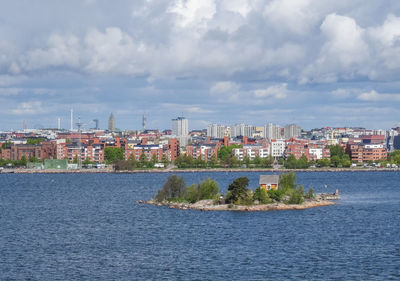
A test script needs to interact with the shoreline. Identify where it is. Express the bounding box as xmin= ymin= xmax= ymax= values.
xmin=139 ymin=199 xmax=336 ymax=212
xmin=1 ymin=167 xmax=399 ymax=174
